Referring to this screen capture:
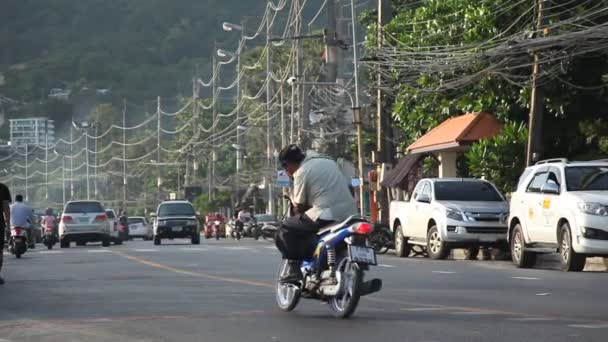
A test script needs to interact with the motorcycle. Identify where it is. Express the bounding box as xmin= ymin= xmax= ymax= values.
xmin=205 ymin=220 xmax=222 ymax=240
xmin=369 ymin=224 xmax=394 ymax=255
xmin=42 ymin=224 xmax=58 ymax=250
xmin=231 ymin=220 xmax=242 ymax=240
xmin=9 ymin=226 xmax=28 ymax=258
xmin=261 ymin=223 xmax=278 ymax=241
xmin=275 ymin=216 xmax=383 ymax=318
